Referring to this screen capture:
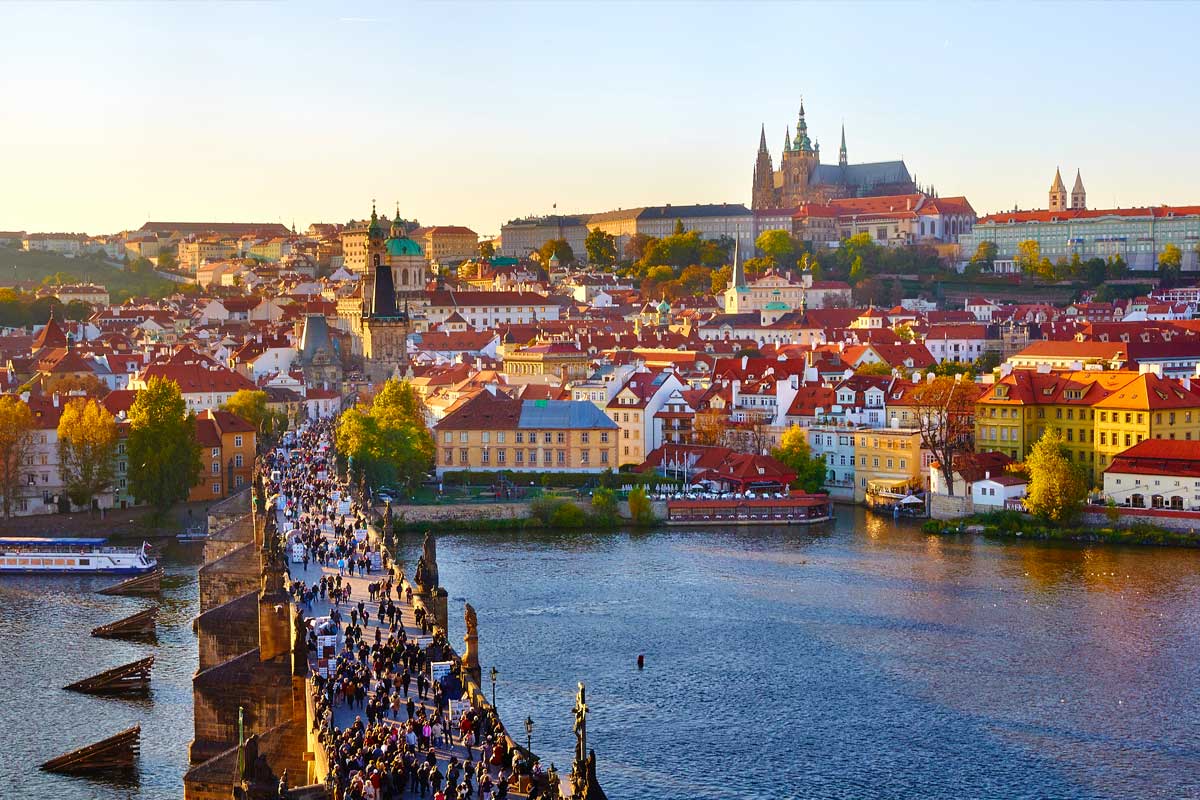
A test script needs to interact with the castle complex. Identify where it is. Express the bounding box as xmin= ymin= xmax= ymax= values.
xmin=751 ymin=100 xmax=916 ymax=210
